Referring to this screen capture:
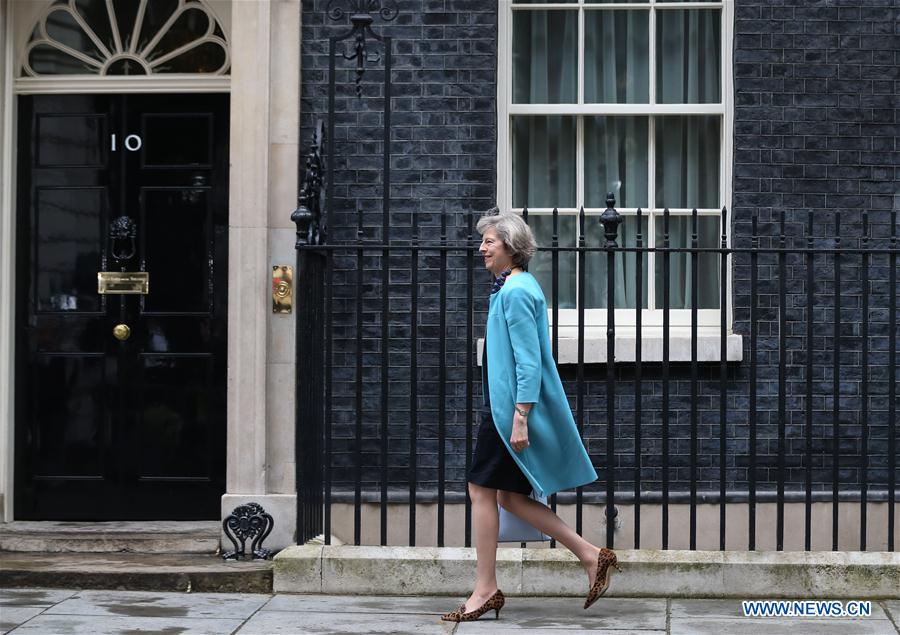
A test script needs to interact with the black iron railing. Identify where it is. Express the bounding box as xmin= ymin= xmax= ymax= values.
xmin=294 ymin=186 xmax=898 ymax=551
xmin=293 ymin=1 xmax=897 ymax=553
